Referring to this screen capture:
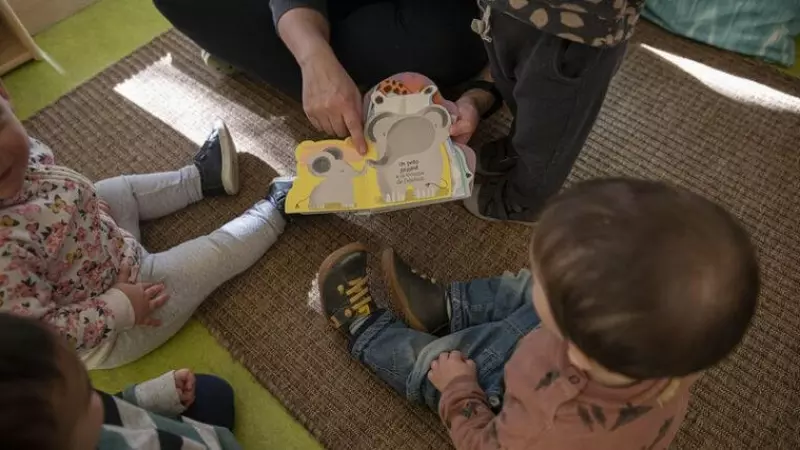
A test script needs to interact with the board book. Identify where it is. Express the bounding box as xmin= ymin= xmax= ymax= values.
xmin=286 ymin=72 xmax=476 ymax=215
